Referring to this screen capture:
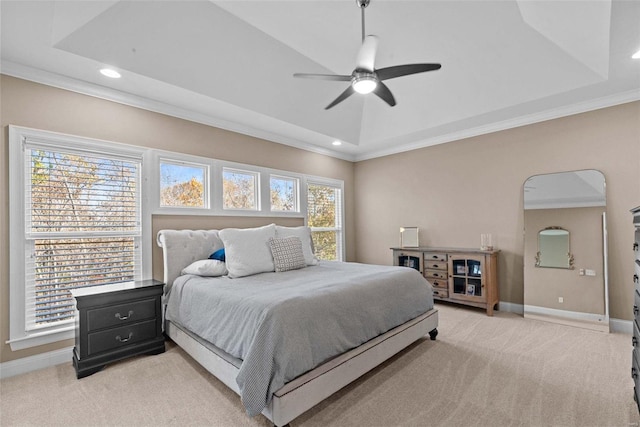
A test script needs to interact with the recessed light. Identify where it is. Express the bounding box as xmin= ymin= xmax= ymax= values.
xmin=100 ymin=68 xmax=121 ymax=78
xmin=332 ymin=140 xmax=342 ymax=146
xmin=633 ymin=49 xmax=640 ymax=59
